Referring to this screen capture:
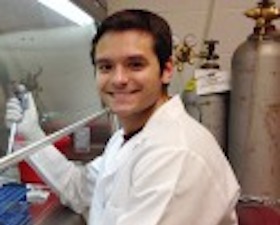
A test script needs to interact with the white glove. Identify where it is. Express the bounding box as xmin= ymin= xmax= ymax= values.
xmin=5 ymin=92 xmax=46 ymax=142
